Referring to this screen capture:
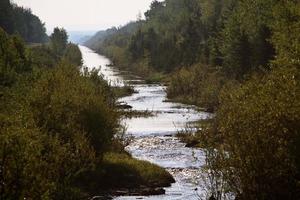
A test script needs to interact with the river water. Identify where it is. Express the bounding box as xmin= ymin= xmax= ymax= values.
xmin=80 ymin=46 xmax=211 ymax=200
